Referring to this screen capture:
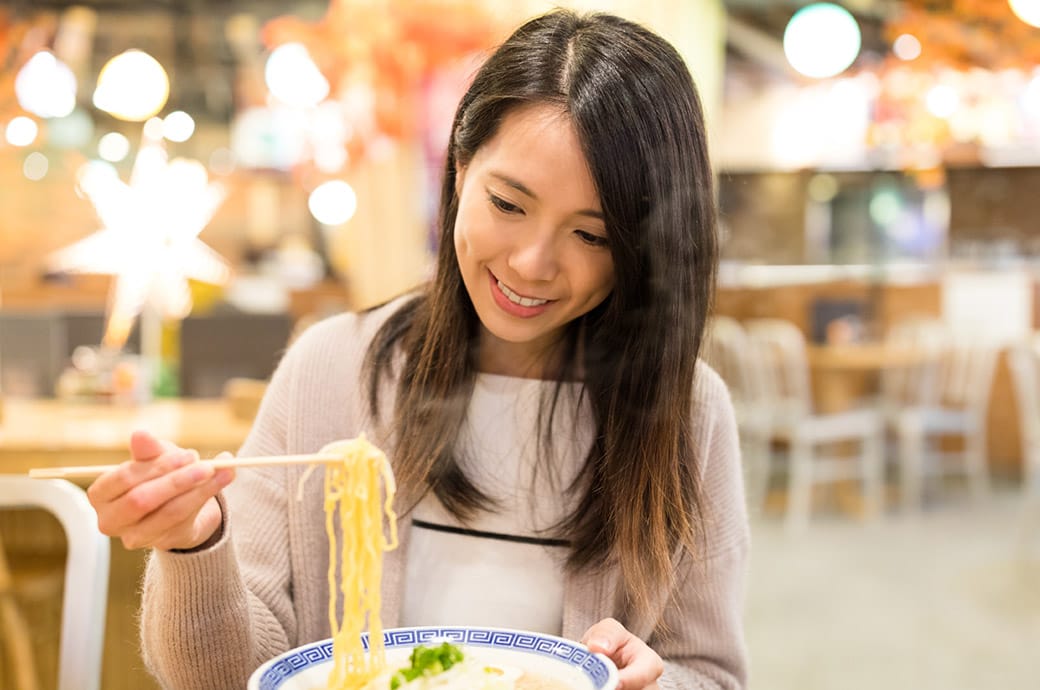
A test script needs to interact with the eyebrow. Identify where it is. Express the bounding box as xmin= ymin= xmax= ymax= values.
xmin=488 ymin=171 xmax=604 ymax=221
